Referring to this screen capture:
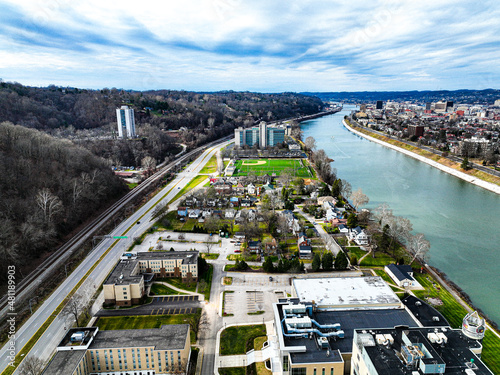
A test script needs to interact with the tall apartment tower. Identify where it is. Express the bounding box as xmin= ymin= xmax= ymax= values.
xmin=116 ymin=105 xmax=136 ymax=138
xmin=259 ymin=121 xmax=267 ymax=148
